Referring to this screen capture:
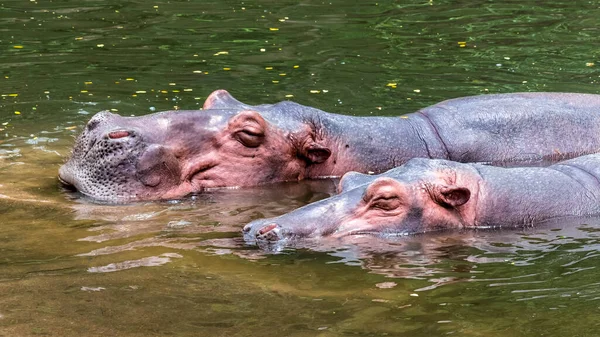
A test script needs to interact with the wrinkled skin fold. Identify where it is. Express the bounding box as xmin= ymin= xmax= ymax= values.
xmin=243 ymin=154 xmax=600 ymax=250
xmin=60 ymin=89 xmax=600 ymax=202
